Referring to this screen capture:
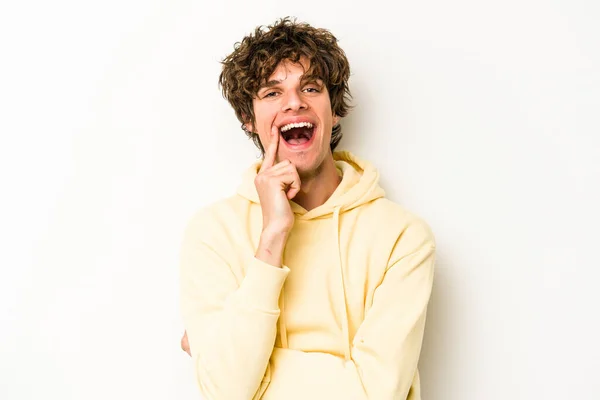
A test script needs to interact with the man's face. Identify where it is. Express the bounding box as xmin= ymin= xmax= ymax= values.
xmin=245 ymin=57 xmax=340 ymax=178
